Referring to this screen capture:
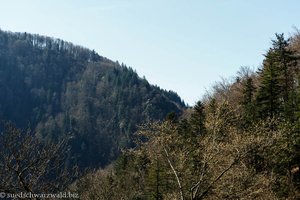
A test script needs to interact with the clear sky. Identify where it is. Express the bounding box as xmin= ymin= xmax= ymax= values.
xmin=0 ymin=0 xmax=299 ymax=105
